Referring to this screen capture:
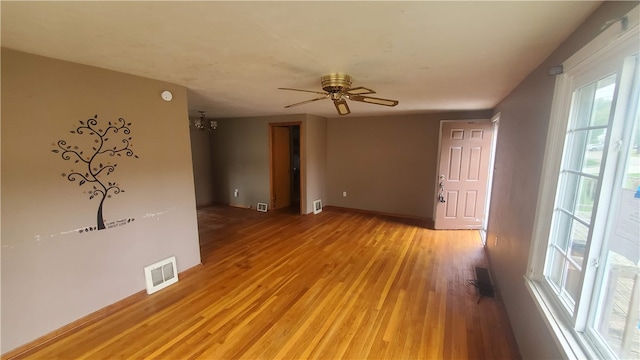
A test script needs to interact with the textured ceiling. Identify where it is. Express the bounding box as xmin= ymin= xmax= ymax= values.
xmin=1 ymin=1 xmax=601 ymax=118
